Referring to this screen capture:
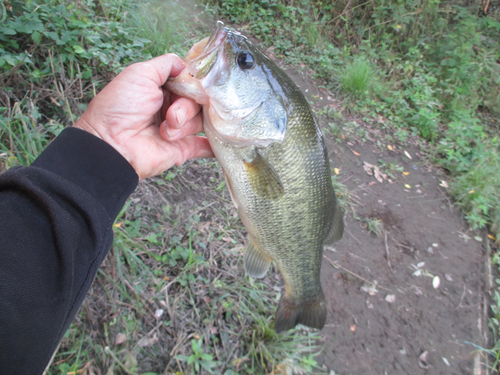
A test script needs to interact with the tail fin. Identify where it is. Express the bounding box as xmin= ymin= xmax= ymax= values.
xmin=274 ymin=292 xmax=327 ymax=333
